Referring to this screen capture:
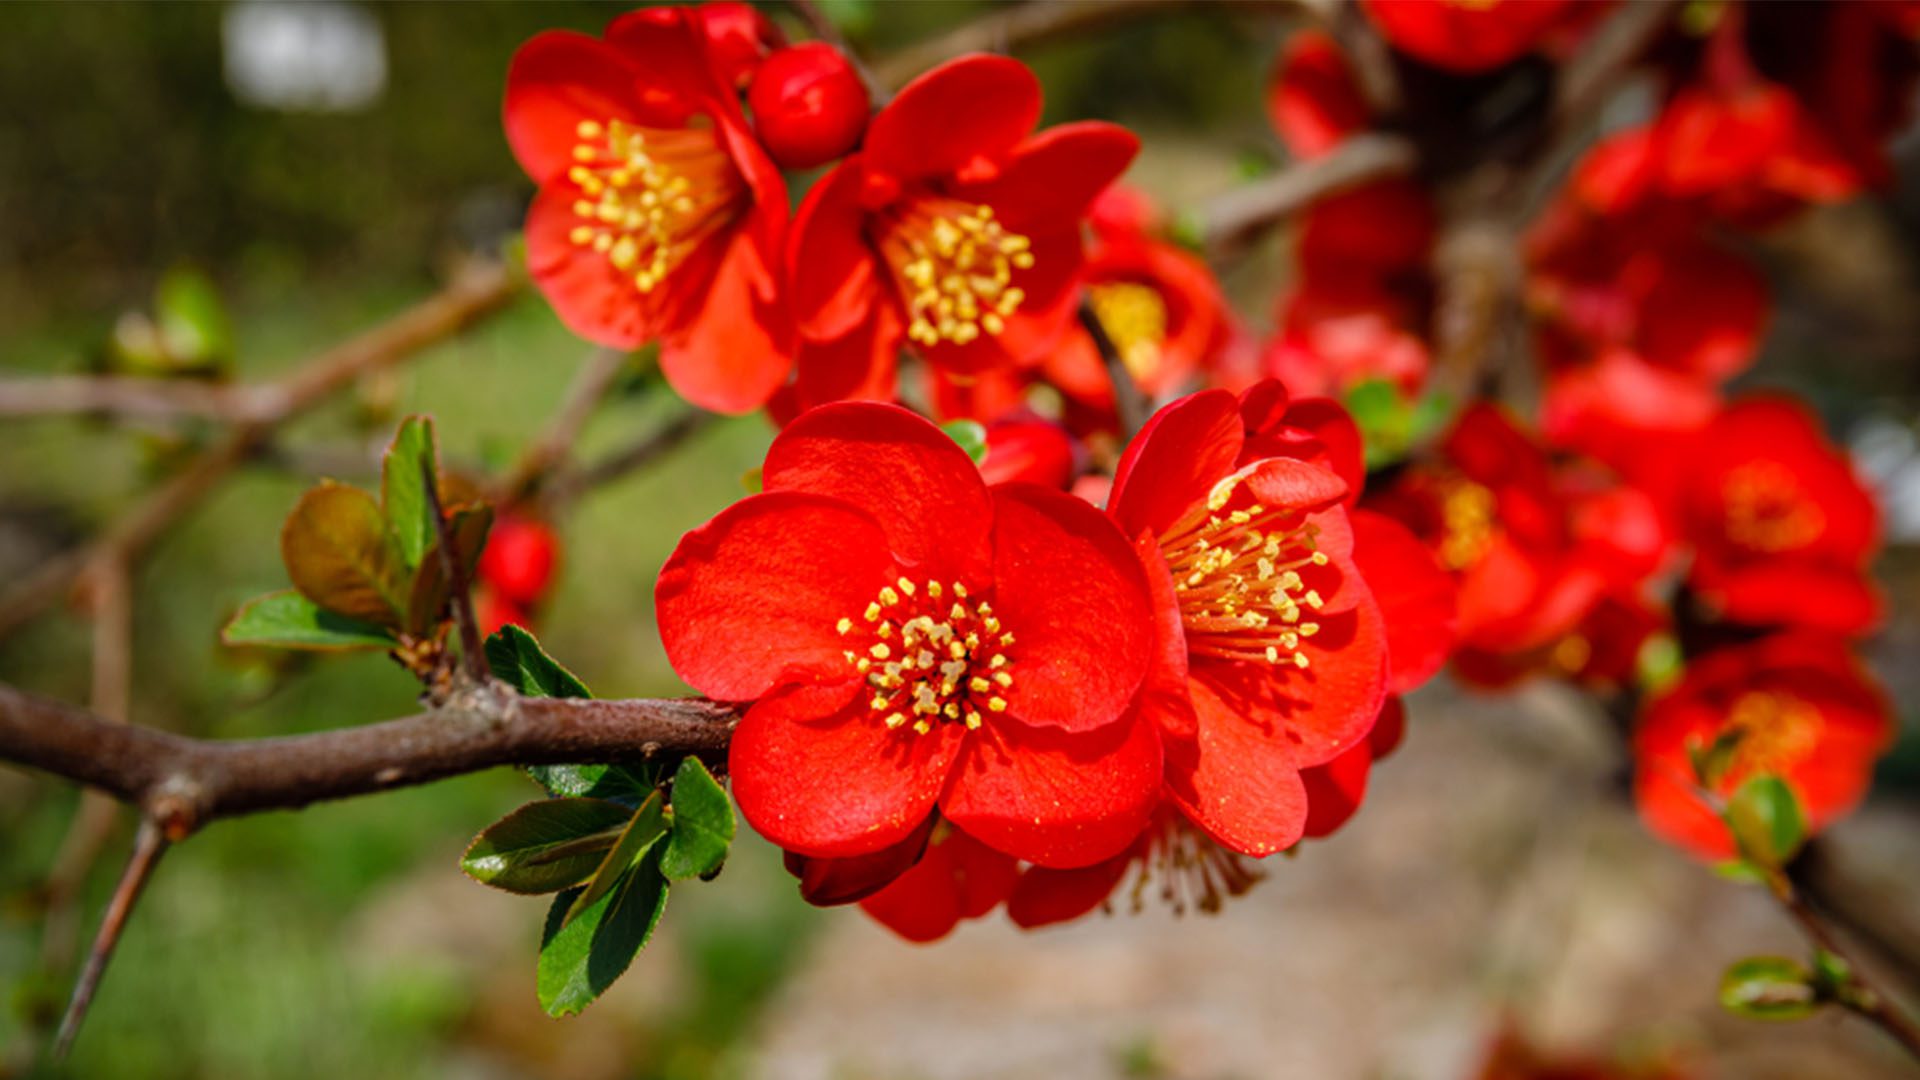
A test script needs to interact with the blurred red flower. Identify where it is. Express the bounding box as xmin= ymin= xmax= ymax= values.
xmin=504 ymin=6 xmax=791 ymax=413
xmin=1358 ymin=0 xmax=1581 ymax=75
xmin=1634 ymin=634 xmax=1892 ymax=863
xmin=478 ymin=513 xmax=560 ymax=607
xmin=656 ymin=402 xmax=1160 ymax=867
